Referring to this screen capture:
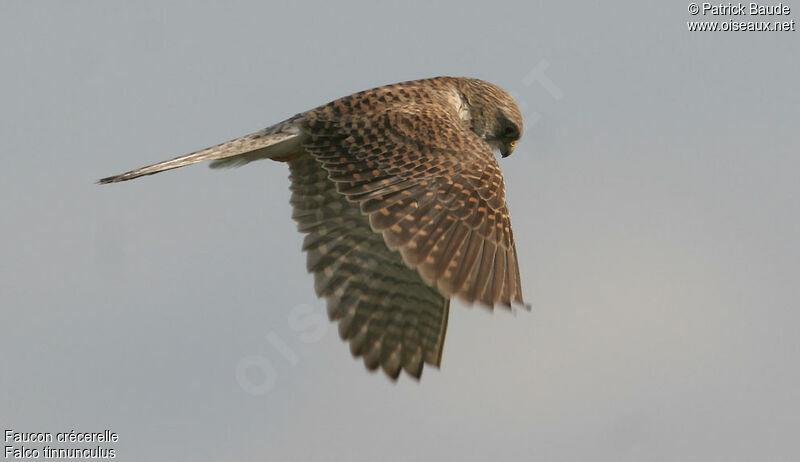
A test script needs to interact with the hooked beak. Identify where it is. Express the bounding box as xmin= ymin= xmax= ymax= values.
xmin=500 ymin=141 xmax=517 ymax=158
